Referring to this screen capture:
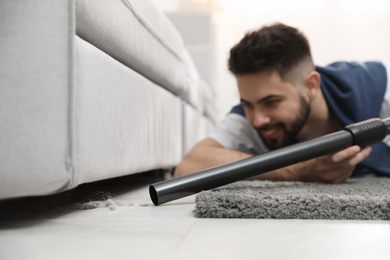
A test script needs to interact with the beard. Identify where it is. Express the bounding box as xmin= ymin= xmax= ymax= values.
xmin=261 ymin=95 xmax=311 ymax=150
